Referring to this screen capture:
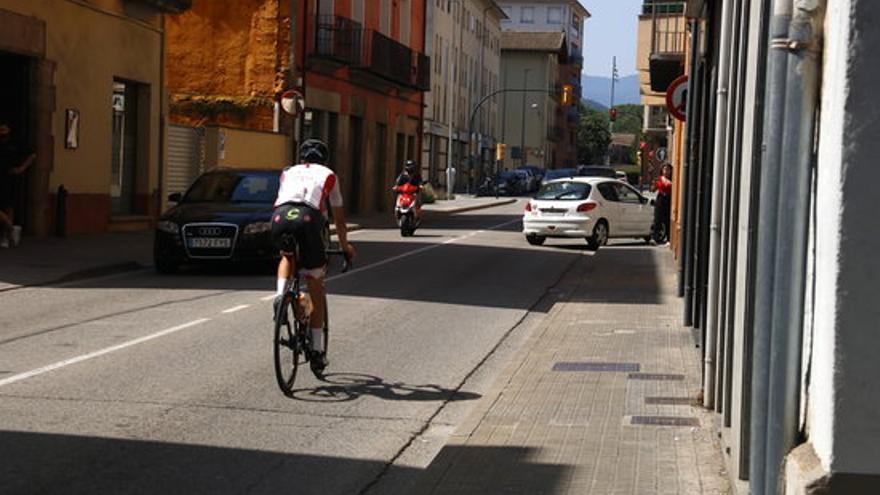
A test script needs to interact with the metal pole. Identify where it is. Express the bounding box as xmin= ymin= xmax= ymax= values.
xmin=682 ymin=18 xmax=701 ymax=317
xmin=703 ymin=0 xmax=736 ymax=409
xmin=606 ymin=56 xmax=617 ymax=165
xmin=520 ymin=69 xmax=530 ymax=168
xmin=751 ymin=0 xmax=823 ymax=492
